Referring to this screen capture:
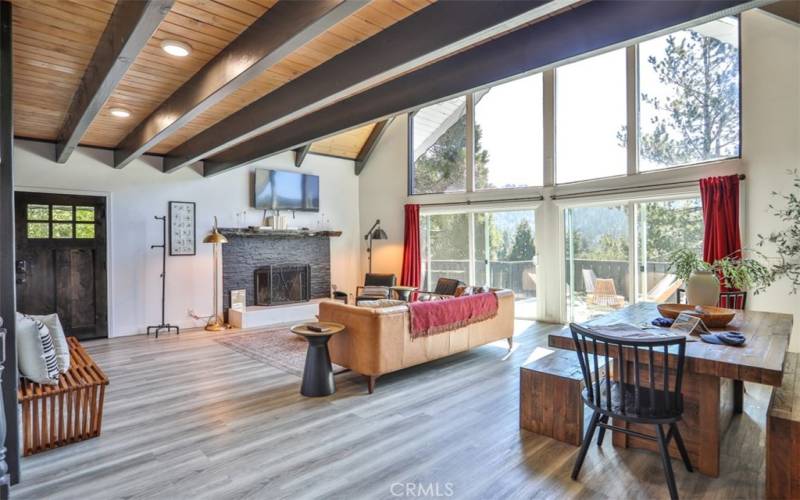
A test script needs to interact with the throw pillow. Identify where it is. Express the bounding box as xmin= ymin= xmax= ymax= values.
xmin=16 ymin=313 xmax=60 ymax=385
xmin=32 ymin=314 xmax=70 ymax=373
xmin=361 ymin=285 xmax=389 ymax=297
